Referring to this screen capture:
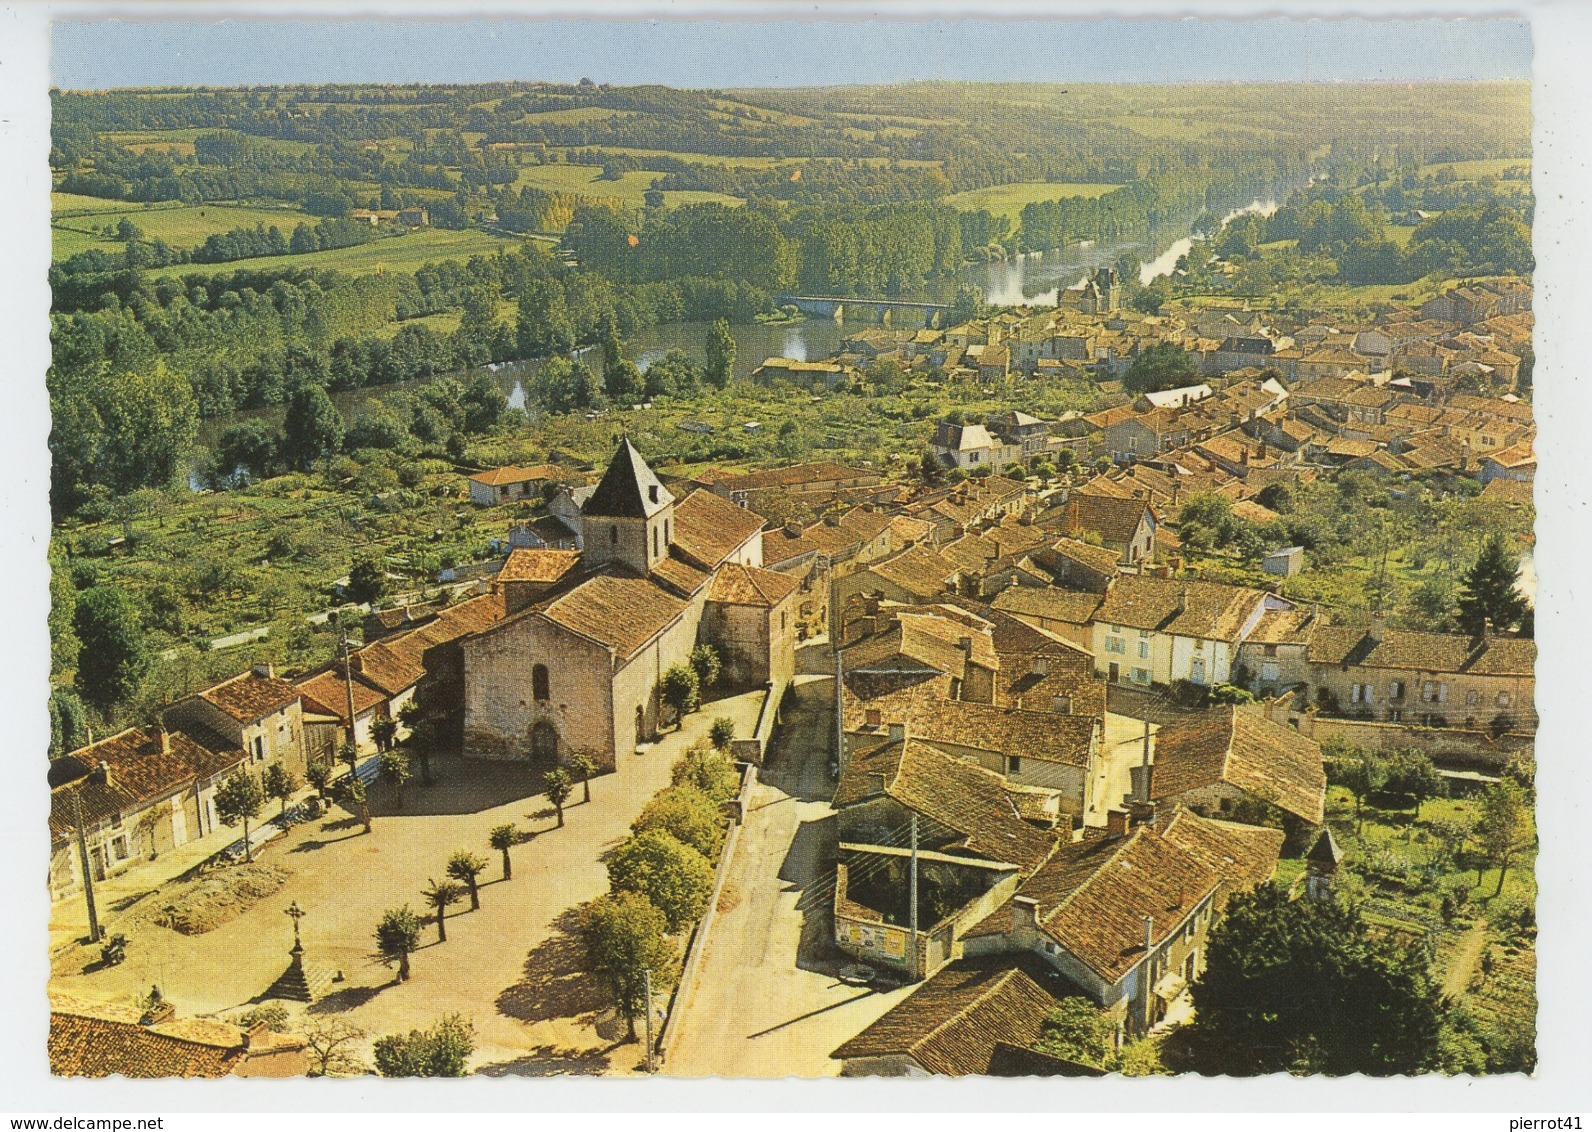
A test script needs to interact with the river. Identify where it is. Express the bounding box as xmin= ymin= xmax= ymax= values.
xmin=191 ymin=196 xmax=1281 ymax=462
